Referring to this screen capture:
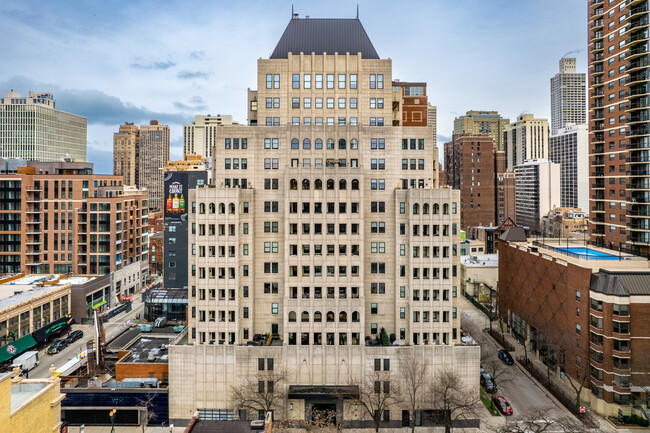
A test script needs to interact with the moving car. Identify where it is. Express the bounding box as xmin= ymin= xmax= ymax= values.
xmin=47 ymin=339 xmax=68 ymax=355
xmin=492 ymin=395 xmax=513 ymax=416
xmin=66 ymin=330 xmax=84 ymax=345
xmin=498 ymin=349 xmax=514 ymax=365
xmin=480 ymin=371 xmax=497 ymax=393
